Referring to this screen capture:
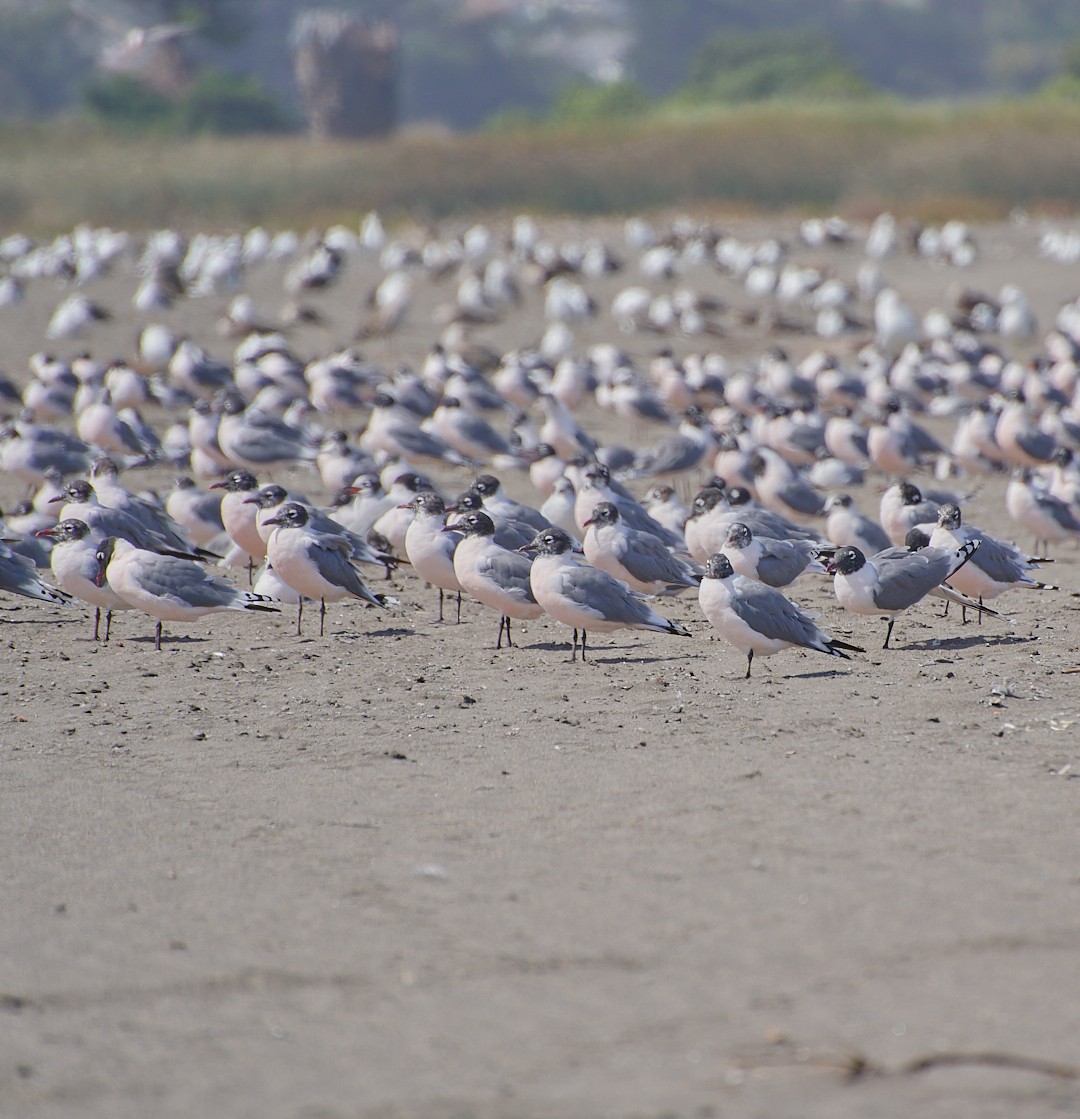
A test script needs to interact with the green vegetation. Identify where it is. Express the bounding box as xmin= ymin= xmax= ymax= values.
xmin=84 ymin=71 xmax=293 ymax=135
xmin=5 ymin=100 xmax=1080 ymax=235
